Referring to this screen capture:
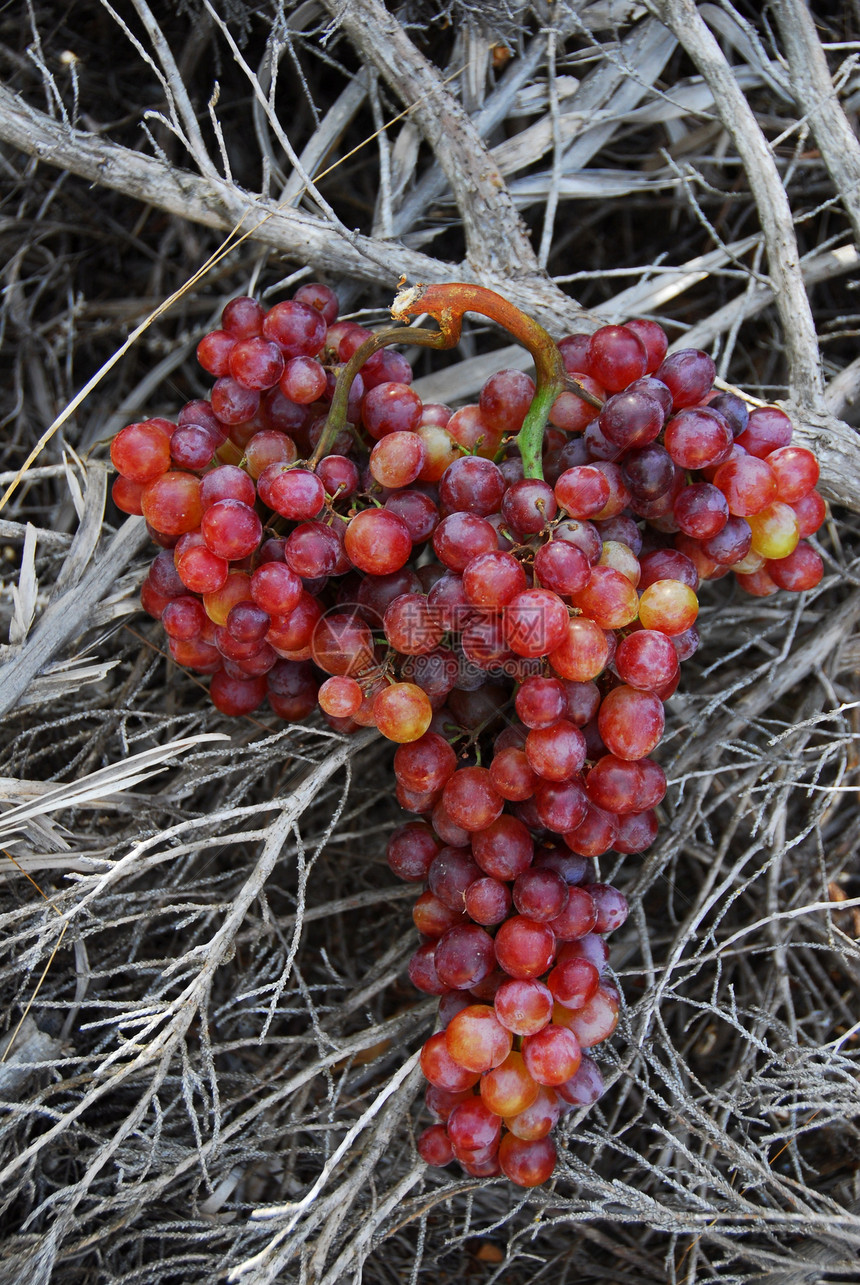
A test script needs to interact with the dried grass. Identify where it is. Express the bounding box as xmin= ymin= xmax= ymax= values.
xmin=0 ymin=2 xmax=859 ymax=1282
